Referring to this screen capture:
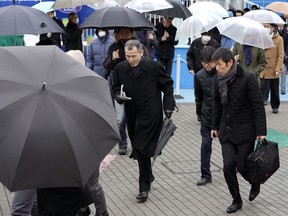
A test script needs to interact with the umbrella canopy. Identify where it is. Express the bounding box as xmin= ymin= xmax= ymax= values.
xmin=0 ymin=5 xmax=65 ymax=35
xmin=124 ymin=0 xmax=173 ymax=13
xmin=177 ymin=12 xmax=222 ymax=40
xmin=80 ymin=6 xmax=155 ymax=30
xmin=243 ymin=10 xmax=285 ymax=24
xmin=188 ymin=1 xmax=228 ymax=18
xmin=52 ymin=0 xmax=99 ymax=10
xmin=149 ymin=0 xmax=191 ymax=19
xmin=32 ymin=1 xmax=54 ymax=13
xmin=0 ymin=46 xmax=120 ymax=192
xmin=266 ymin=2 xmax=288 ymax=15
xmin=216 ymin=17 xmax=274 ymax=49
xmin=93 ymin=0 xmax=120 ymax=9
xmin=152 ymin=118 xmax=177 ymax=166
